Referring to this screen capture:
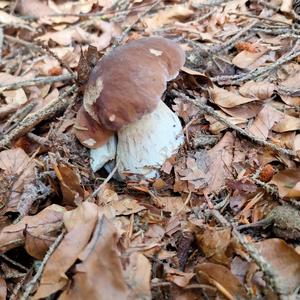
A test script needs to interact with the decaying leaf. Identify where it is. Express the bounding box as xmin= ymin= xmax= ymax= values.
xmin=255 ymin=239 xmax=300 ymax=294
xmin=270 ymin=169 xmax=300 ymax=198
